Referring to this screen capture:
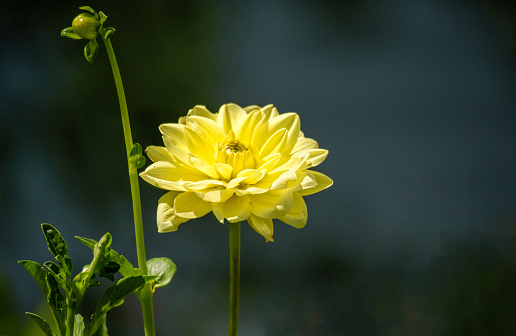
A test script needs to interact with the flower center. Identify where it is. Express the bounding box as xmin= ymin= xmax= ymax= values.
xmin=216 ymin=137 xmax=256 ymax=178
